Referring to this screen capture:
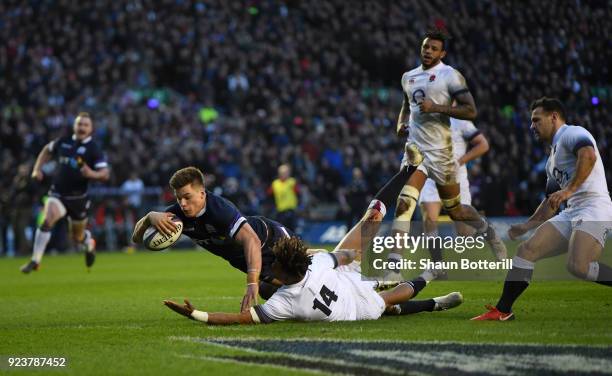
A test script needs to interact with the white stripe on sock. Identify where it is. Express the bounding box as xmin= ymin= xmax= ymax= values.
xmin=586 ymin=261 xmax=599 ymax=281
xmin=512 ymin=256 xmax=535 ymax=270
